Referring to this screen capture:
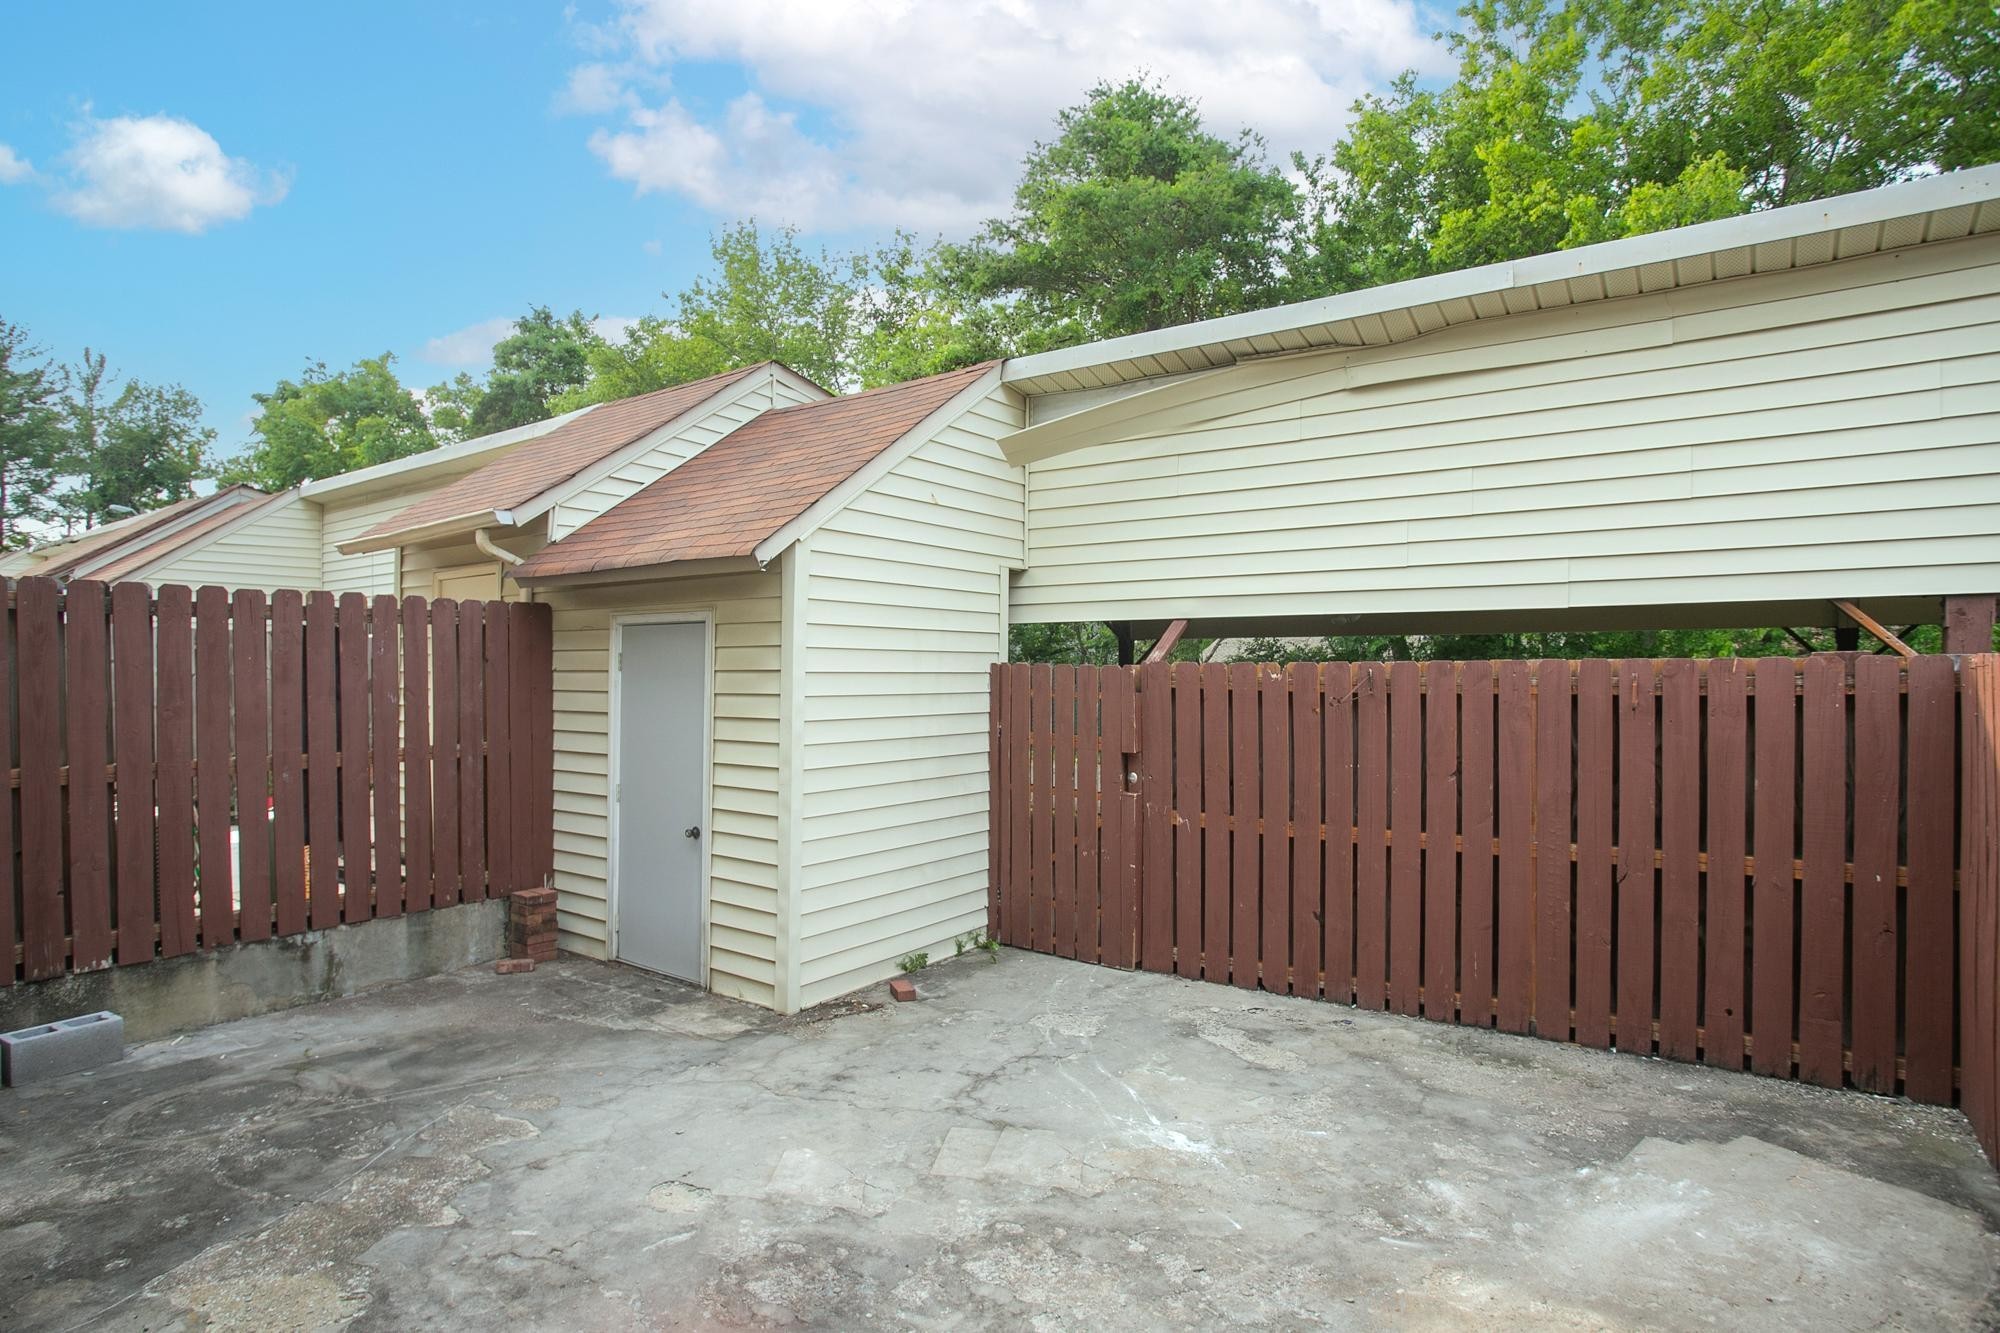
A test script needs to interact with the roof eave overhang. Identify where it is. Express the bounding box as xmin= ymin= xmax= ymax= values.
xmin=511 ymin=553 xmax=760 ymax=588
xmin=339 ymin=509 xmax=508 ymax=555
xmin=999 ymin=163 xmax=2000 ymax=395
